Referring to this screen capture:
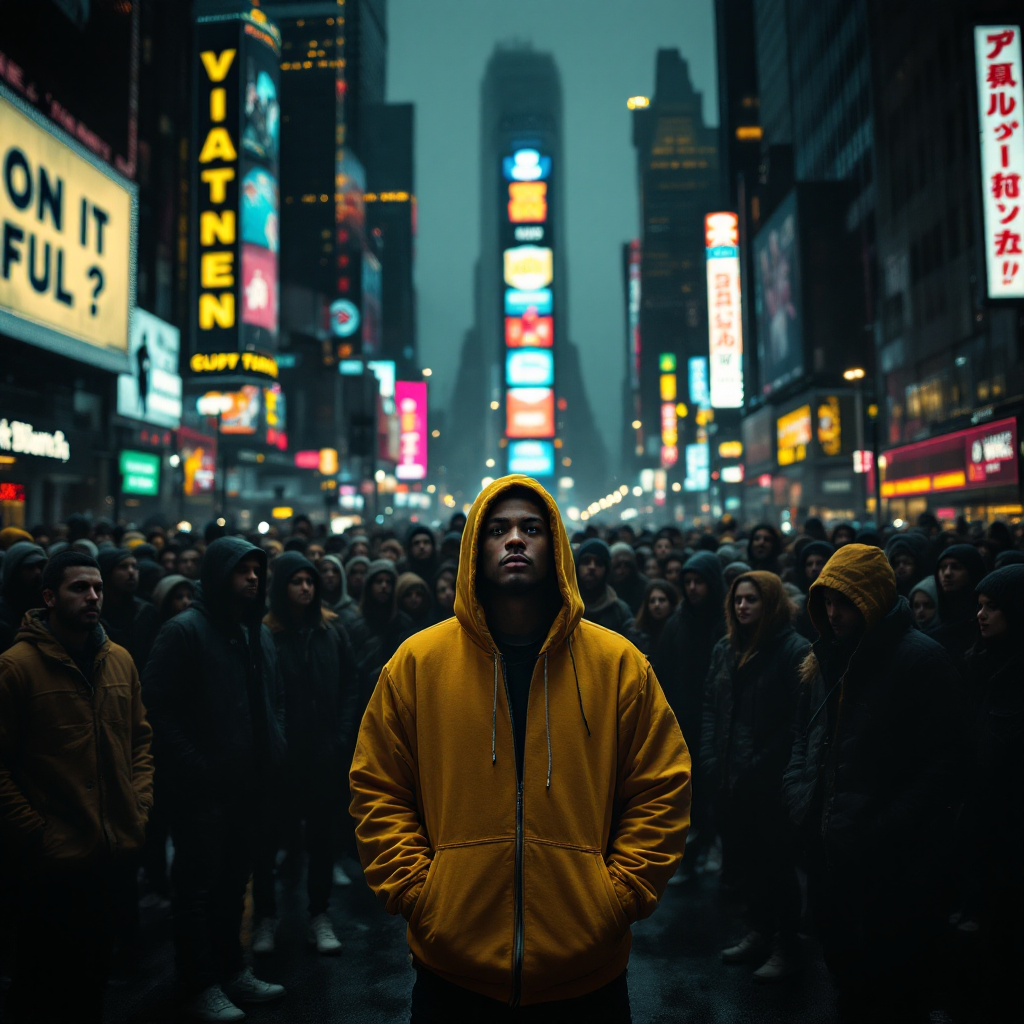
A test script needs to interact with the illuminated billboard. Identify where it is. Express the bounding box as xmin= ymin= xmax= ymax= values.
xmin=776 ymin=405 xmax=812 ymax=466
xmin=505 ymin=314 xmax=553 ymax=348
xmin=683 ymin=444 xmax=710 ymax=491
xmin=504 ymin=246 xmax=553 ymax=290
xmin=117 ymin=310 xmax=182 ymax=429
xmin=0 ymin=92 xmax=135 ymax=372
xmin=505 ymin=288 xmax=552 ymax=317
xmin=627 ymin=240 xmax=641 ymax=391
xmin=507 ymin=349 xmax=554 ymax=388
xmin=192 ymin=9 xmax=281 ymax=354
xmin=508 ymin=440 xmax=555 ymax=476
xmin=506 ymin=388 xmax=555 ymax=438
xmin=704 ymin=212 xmax=744 ymax=408
xmin=503 ymin=148 xmax=551 ymax=181
xmin=975 ymin=26 xmax=1024 ymax=300
xmin=395 ymin=381 xmax=427 ymax=480
xmin=508 ymin=182 xmax=547 ymax=223
xmin=753 ymin=191 xmax=803 ymax=396
xmin=688 ymin=356 xmax=711 ymax=408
